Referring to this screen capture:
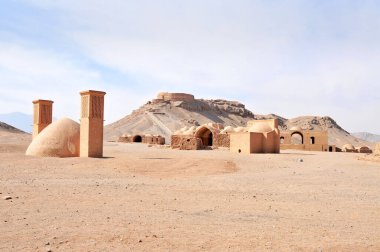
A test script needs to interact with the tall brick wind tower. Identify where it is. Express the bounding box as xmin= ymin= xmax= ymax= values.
xmin=32 ymin=99 xmax=53 ymax=139
xmin=79 ymin=90 xmax=106 ymax=158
